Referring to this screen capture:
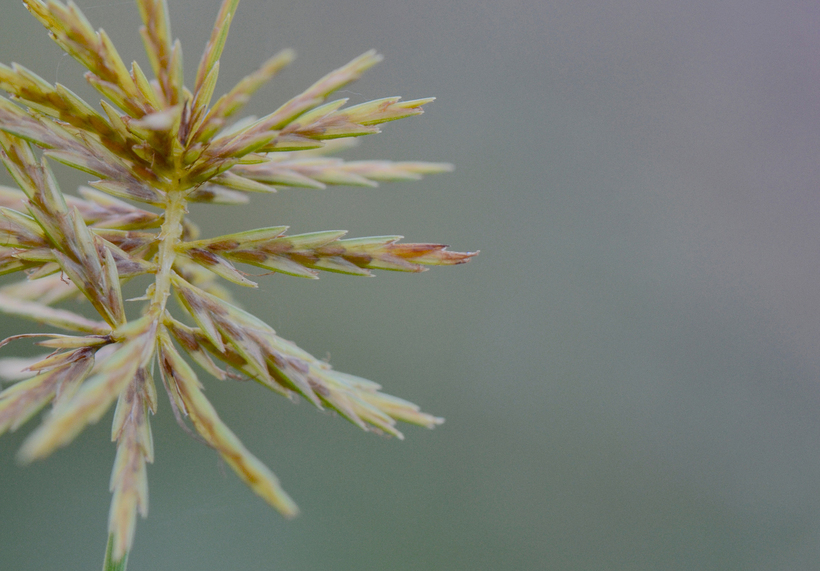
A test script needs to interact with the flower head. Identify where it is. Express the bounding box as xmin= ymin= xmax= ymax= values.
xmin=0 ymin=0 xmax=475 ymax=567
